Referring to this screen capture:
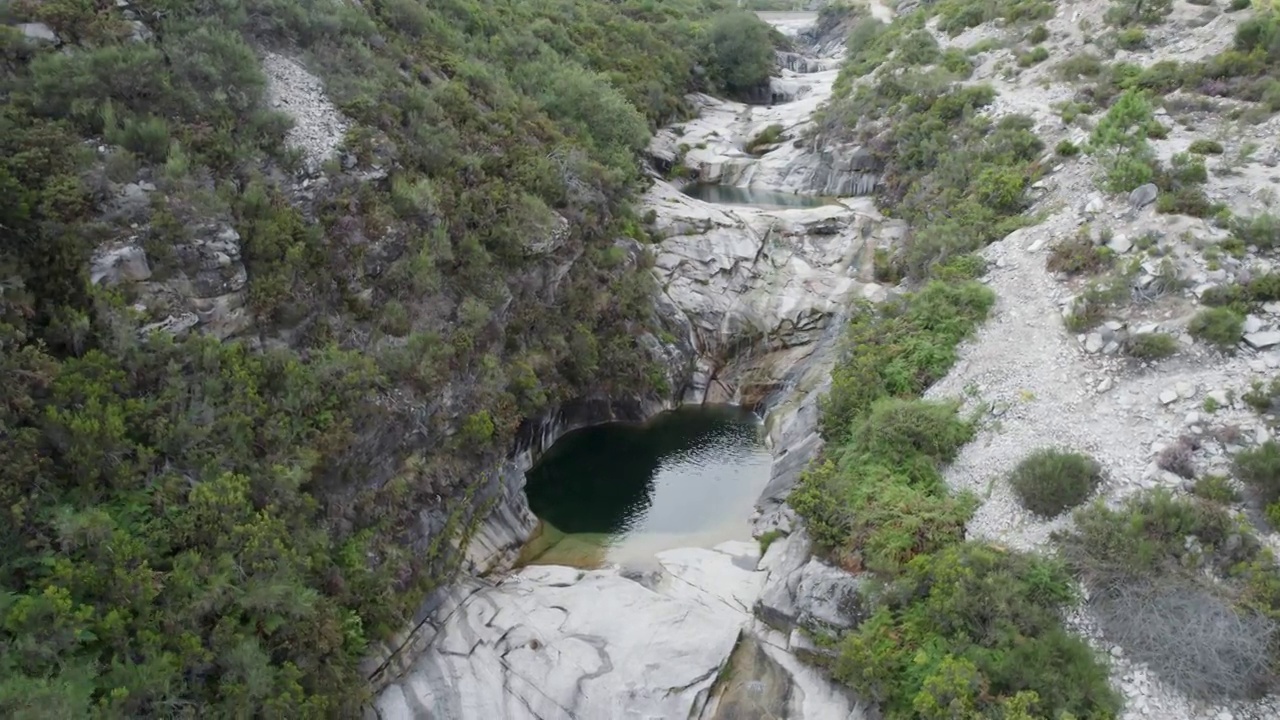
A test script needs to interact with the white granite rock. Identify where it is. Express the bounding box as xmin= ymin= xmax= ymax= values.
xmin=376 ymin=561 xmax=746 ymax=720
